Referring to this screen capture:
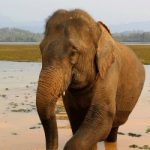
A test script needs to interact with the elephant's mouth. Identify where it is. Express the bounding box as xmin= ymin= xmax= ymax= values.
xmin=69 ymin=73 xmax=89 ymax=90
xmin=70 ymin=73 xmax=81 ymax=88
xmin=69 ymin=70 xmax=99 ymax=93
xmin=69 ymin=79 xmax=94 ymax=94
